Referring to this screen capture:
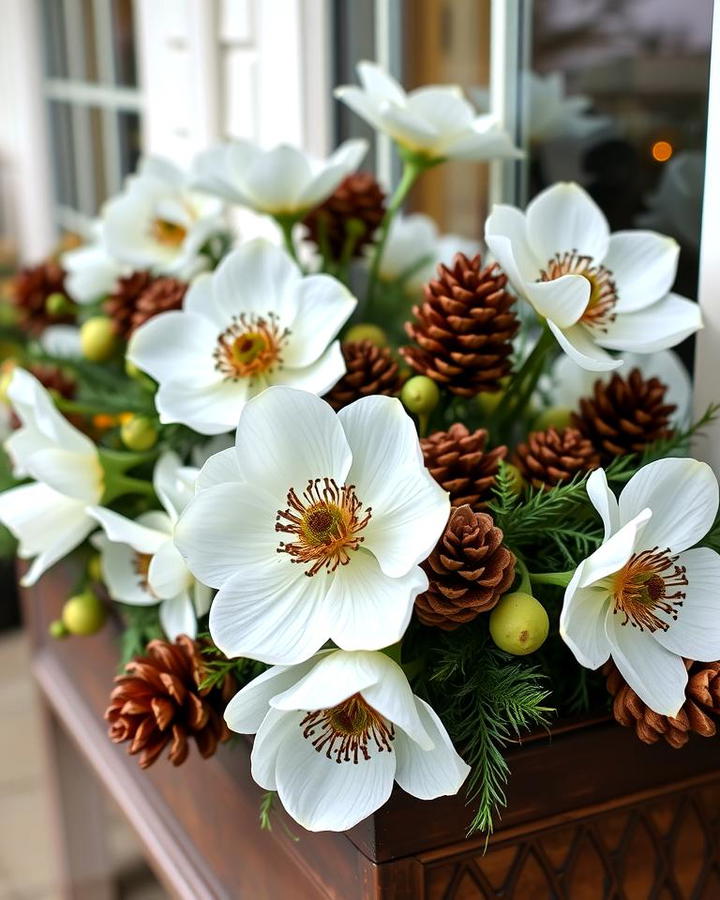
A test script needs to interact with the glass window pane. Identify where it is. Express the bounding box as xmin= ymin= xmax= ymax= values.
xmin=112 ymin=0 xmax=138 ymax=86
xmin=47 ymin=100 xmax=77 ymax=209
xmin=39 ymin=0 xmax=69 ymax=78
xmin=117 ymin=111 xmax=142 ymax=178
